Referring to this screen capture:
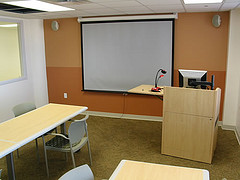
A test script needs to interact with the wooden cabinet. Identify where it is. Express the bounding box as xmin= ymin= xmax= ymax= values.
xmin=161 ymin=87 xmax=221 ymax=163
